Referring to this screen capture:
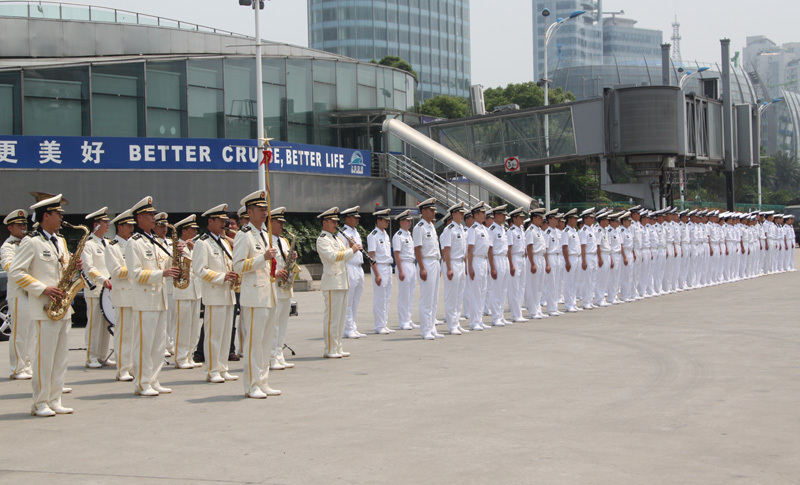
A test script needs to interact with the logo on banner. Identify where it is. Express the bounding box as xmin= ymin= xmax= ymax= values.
xmin=349 ymin=150 xmax=365 ymax=175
